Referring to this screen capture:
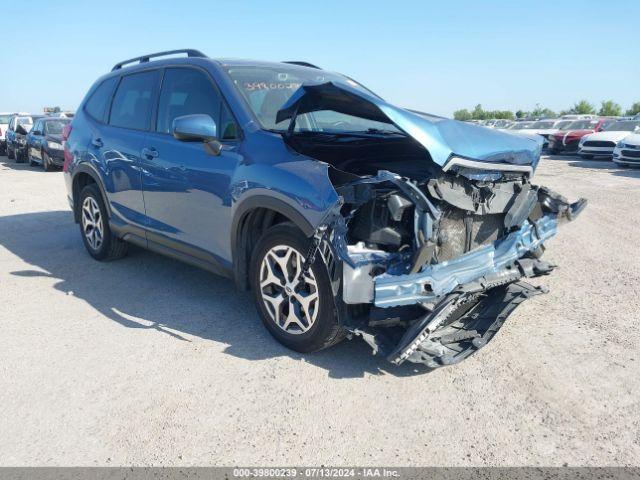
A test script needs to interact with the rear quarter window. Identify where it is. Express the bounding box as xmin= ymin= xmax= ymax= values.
xmin=85 ymin=77 xmax=118 ymax=123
